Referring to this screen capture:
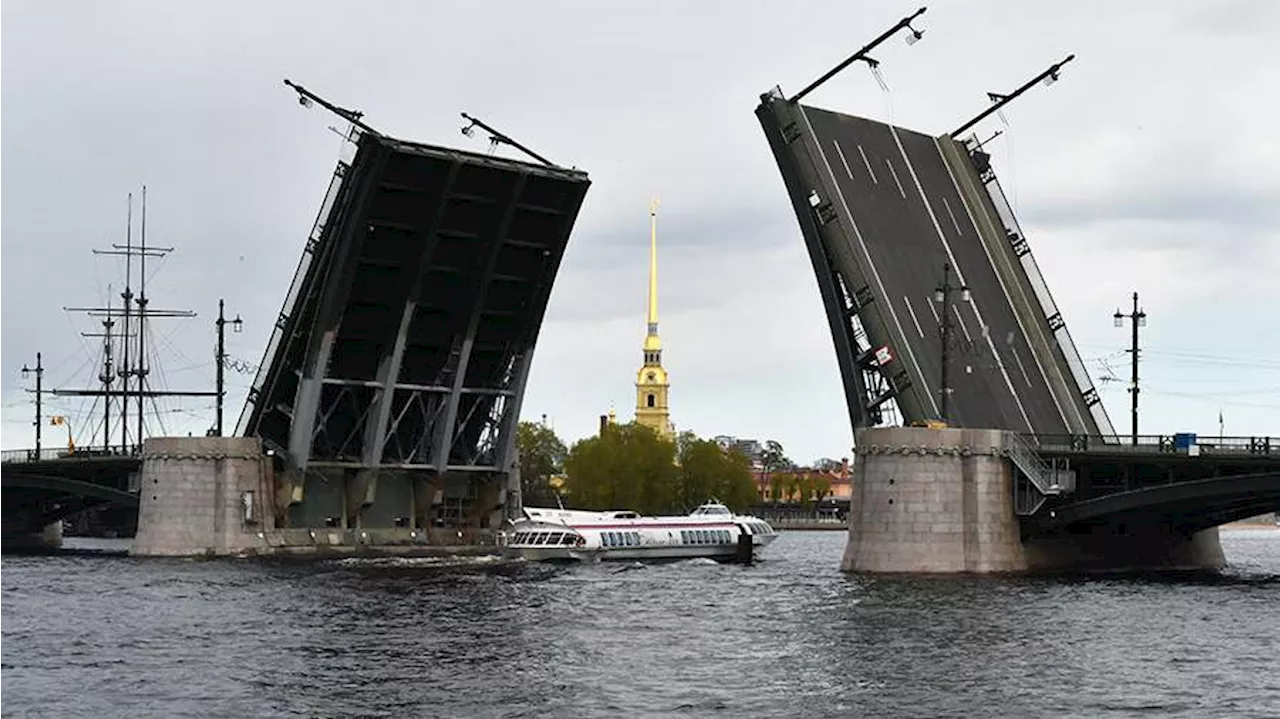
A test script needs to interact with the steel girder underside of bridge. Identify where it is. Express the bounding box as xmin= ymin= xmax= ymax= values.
xmin=1023 ymin=441 xmax=1280 ymax=537
xmin=238 ymin=131 xmax=589 ymax=529
xmin=1025 ymin=471 xmax=1280 ymax=537
xmin=1 ymin=457 xmax=140 ymax=534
